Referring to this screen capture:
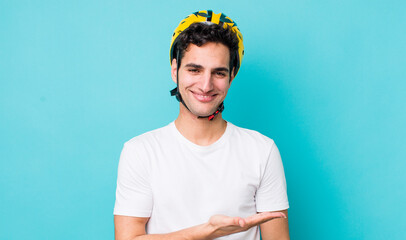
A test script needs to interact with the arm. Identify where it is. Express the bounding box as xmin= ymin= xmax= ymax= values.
xmin=256 ymin=142 xmax=290 ymax=240
xmin=114 ymin=212 xmax=286 ymax=240
xmin=259 ymin=209 xmax=289 ymax=240
xmin=115 ymin=216 xmax=149 ymax=240
xmin=114 ymin=215 xmax=209 ymax=240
